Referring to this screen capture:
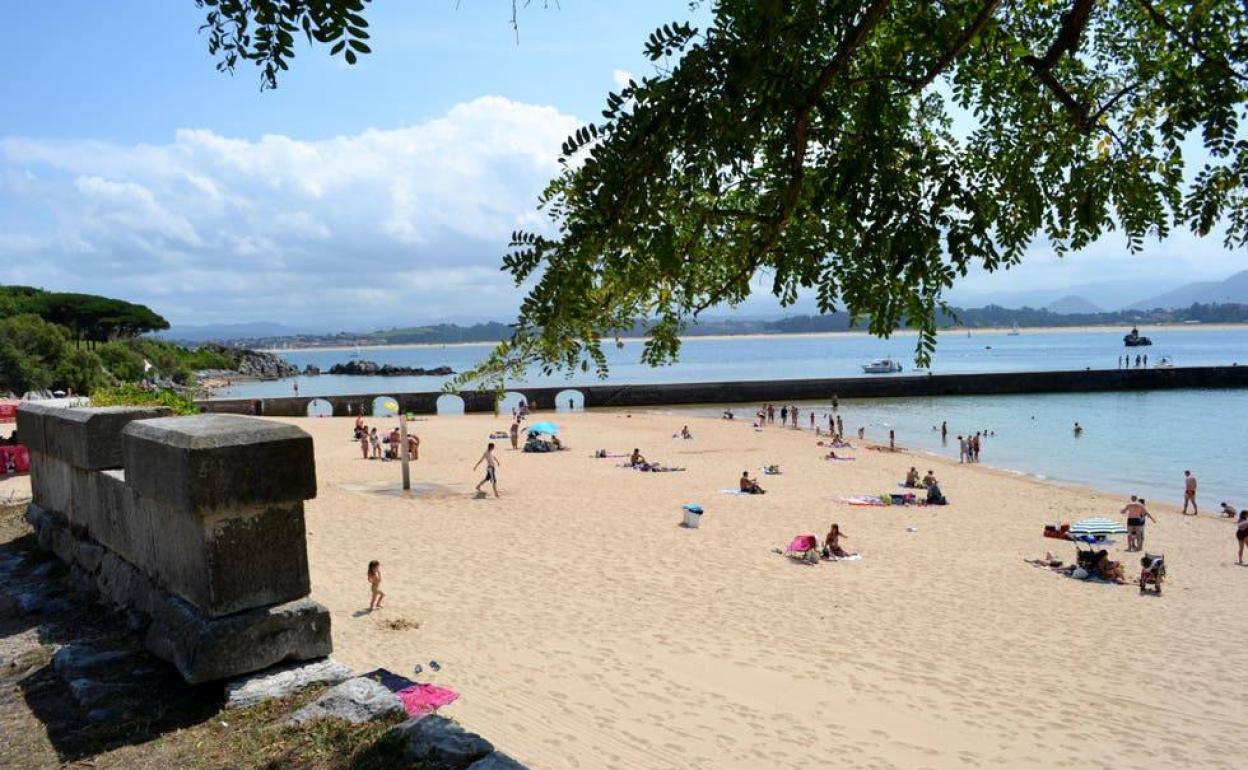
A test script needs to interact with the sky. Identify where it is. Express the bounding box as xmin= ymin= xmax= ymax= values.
xmin=0 ymin=1 xmax=1244 ymax=331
